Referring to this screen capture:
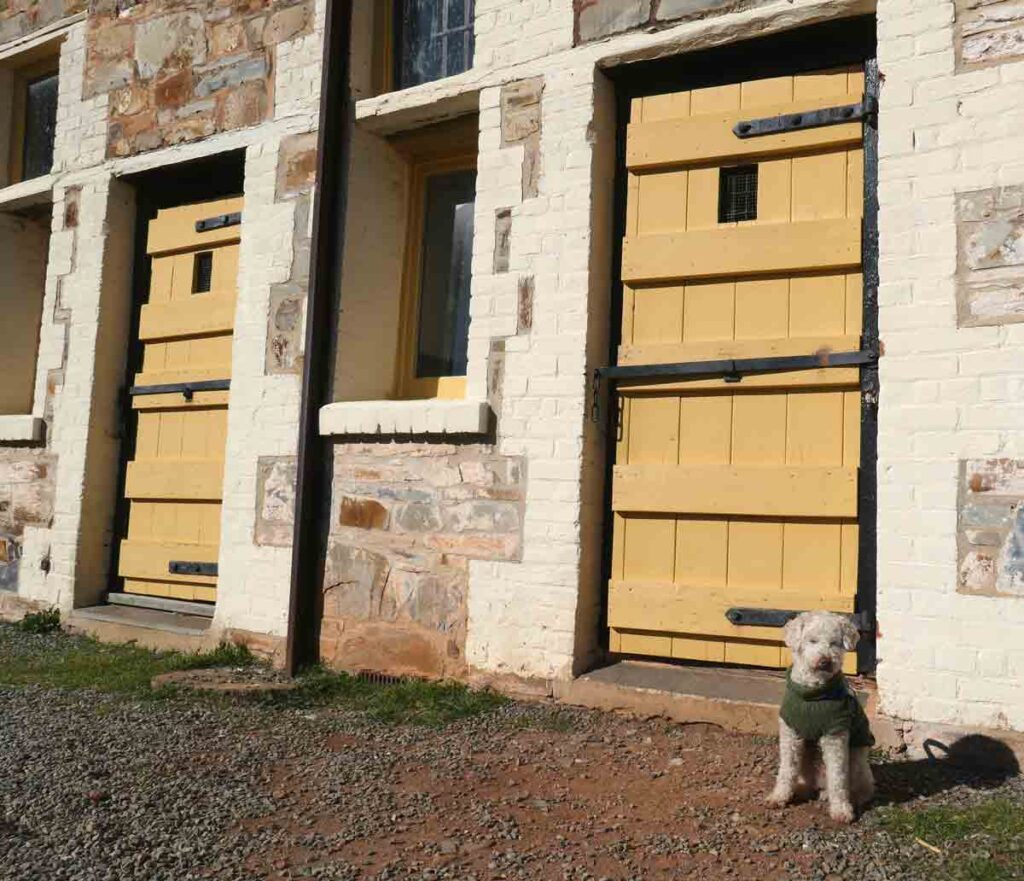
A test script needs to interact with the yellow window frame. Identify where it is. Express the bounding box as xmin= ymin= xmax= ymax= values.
xmin=7 ymin=54 xmax=60 ymax=185
xmin=371 ymin=1 xmax=396 ymax=96
xmin=395 ymin=151 xmax=478 ymax=401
